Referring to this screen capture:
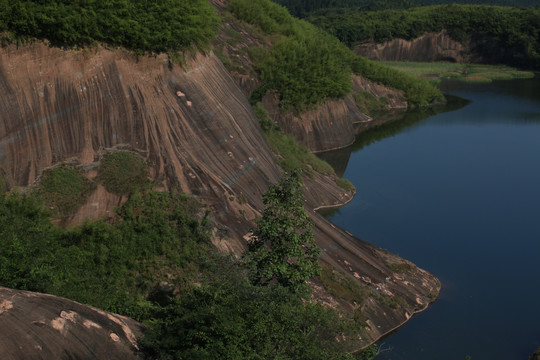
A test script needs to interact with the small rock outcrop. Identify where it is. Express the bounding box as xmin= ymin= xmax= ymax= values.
xmin=355 ymin=31 xmax=467 ymax=63
xmin=0 ymin=287 xmax=143 ymax=360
